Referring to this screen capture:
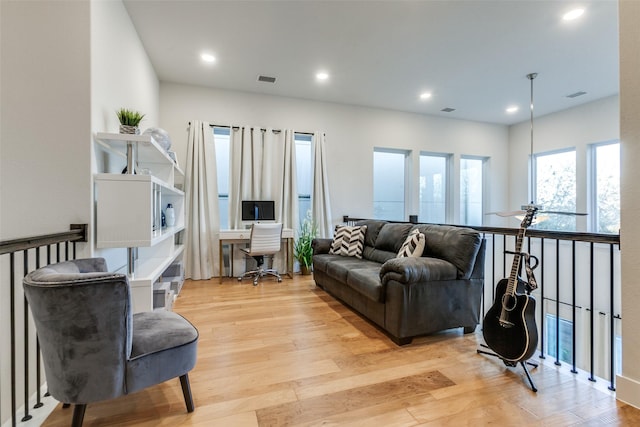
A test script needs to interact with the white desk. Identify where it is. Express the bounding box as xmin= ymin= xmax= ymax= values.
xmin=218 ymin=228 xmax=294 ymax=282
